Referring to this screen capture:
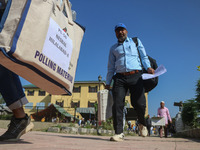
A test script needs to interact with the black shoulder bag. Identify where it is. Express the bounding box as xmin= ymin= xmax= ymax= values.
xmin=132 ymin=37 xmax=158 ymax=92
